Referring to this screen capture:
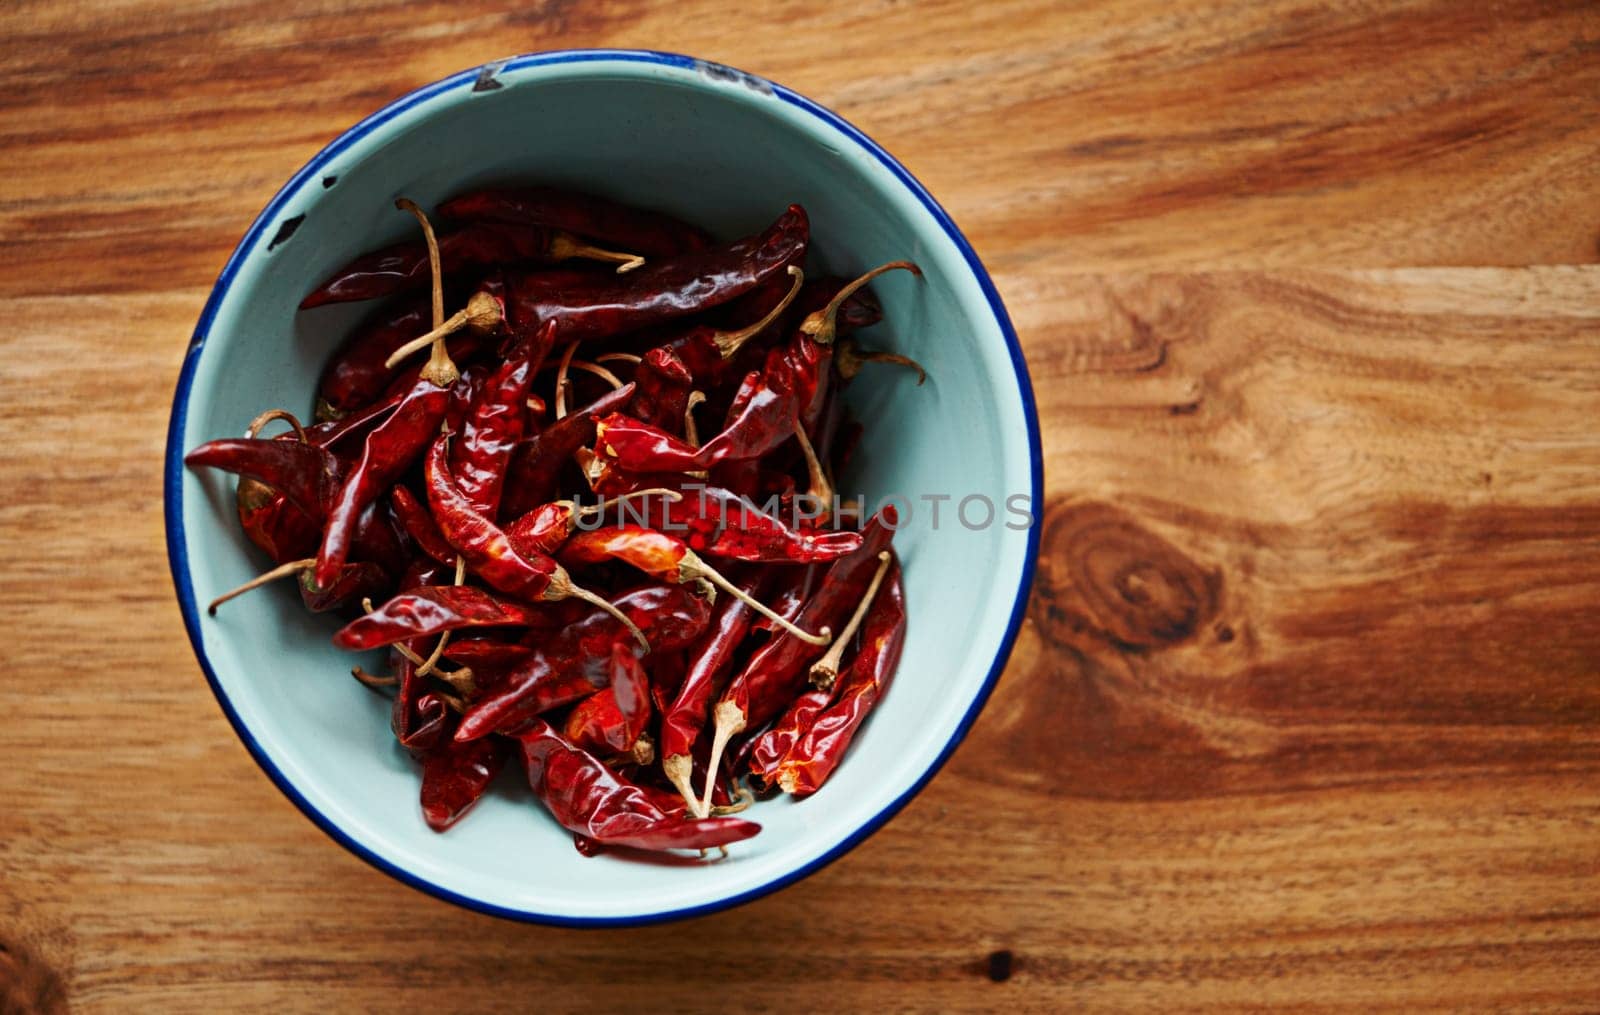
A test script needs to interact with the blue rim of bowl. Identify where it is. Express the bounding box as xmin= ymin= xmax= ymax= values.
xmin=164 ymin=49 xmax=1044 ymax=927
